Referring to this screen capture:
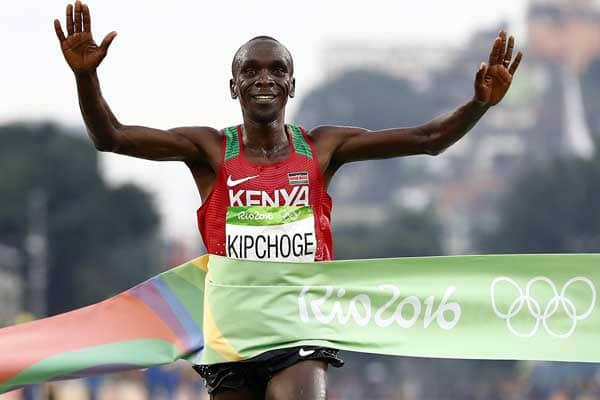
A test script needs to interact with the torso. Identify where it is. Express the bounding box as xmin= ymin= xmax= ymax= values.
xmin=195 ymin=124 xmax=334 ymax=261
